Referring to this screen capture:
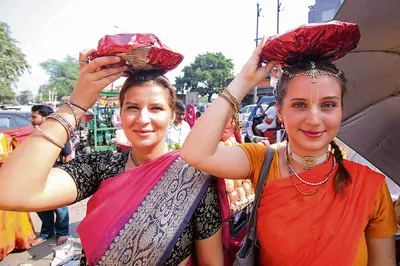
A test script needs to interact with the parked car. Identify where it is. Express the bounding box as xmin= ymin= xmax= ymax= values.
xmin=0 ymin=111 xmax=34 ymax=143
xmin=1 ymin=105 xmax=33 ymax=112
